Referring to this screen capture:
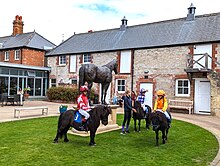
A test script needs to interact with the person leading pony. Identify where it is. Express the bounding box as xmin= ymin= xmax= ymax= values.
xmin=153 ymin=90 xmax=171 ymax=127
